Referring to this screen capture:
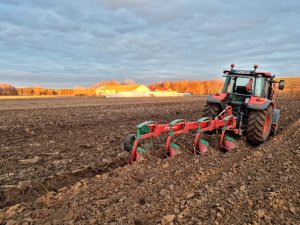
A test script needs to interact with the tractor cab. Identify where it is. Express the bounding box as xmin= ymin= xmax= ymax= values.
xmin=222 ymin=64 xmax=273 ymax=101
